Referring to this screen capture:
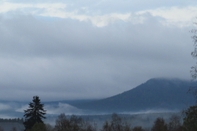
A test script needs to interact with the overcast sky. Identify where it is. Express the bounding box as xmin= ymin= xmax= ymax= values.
xmin=0 ymin=0 xmax=197 ymax=101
